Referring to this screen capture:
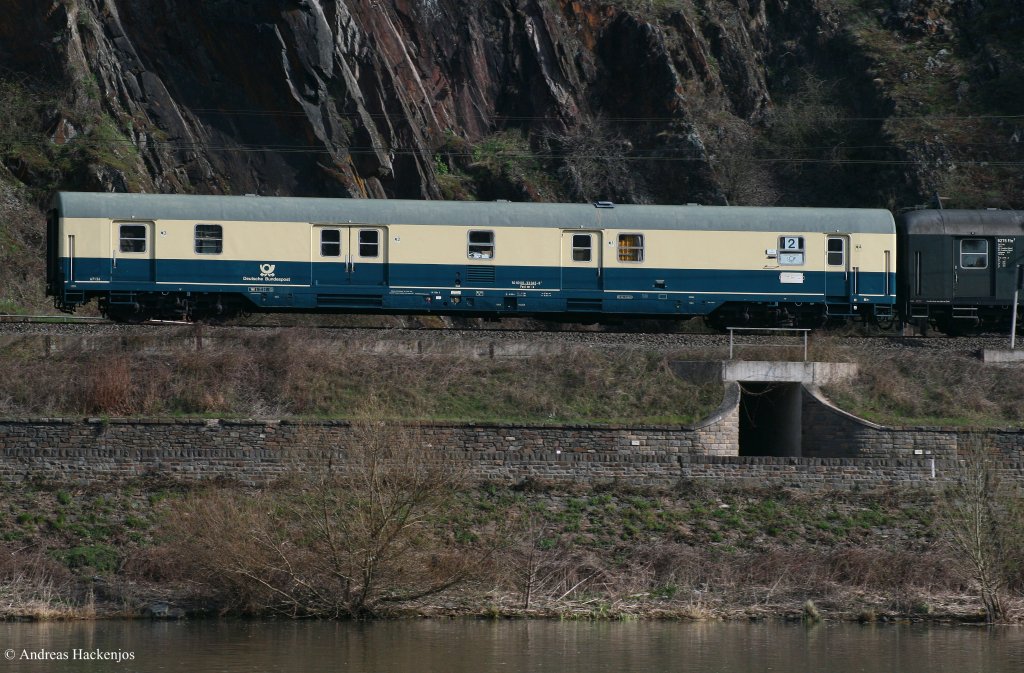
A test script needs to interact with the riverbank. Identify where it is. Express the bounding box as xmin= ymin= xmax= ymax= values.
xmin=1 ymin=476 xmax=1019 ymax=624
